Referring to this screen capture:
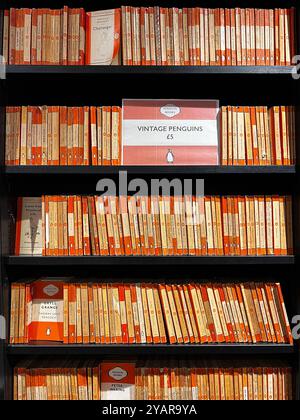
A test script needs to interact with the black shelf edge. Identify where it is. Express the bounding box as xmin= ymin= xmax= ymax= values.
xmin=5 ymin=65 xmax=296 ymax=75
xmin=5 ymin=256 xmax=296 ymax=266
xmin=4 ymin=165 xmax=297 ymax=175
xmin=6 ymin=344 xmax=296 ymax=356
